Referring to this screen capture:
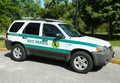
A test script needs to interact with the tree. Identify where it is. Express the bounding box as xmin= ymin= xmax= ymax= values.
xmin=18 ymin=0 xmax=41 ymax=18
xmin=0 ymin=0 xmax=21 ymax=31
xmin=101 ymin=0 xmax=120 ymax=38
xmin=59 ymin=1 xmax=86 ymax=33
xmin=44 ymin=0 xmax=68 ymax=8
xmin=71 ymin=0 xmax=120 ymax=36
xmin=72 ymin=0 xmax=103 ymax=35
xmin=37 ymin=0 xmax=69 ymax=19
